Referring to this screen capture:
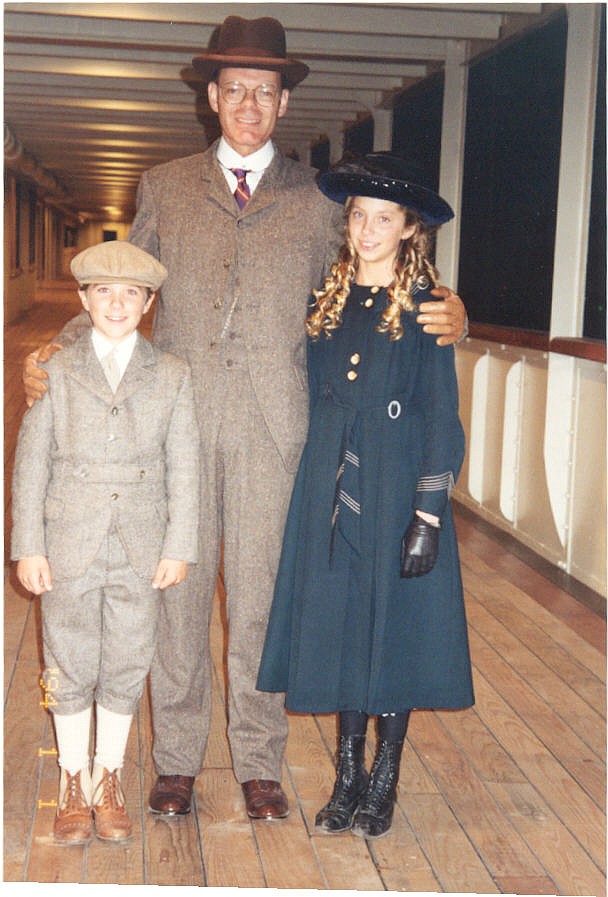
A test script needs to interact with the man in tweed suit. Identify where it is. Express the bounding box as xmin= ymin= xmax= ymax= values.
xmin=12 ymin=241 xmax=199 ymax=844
xmin=23 ymin=15 xmax=467 ymax=820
